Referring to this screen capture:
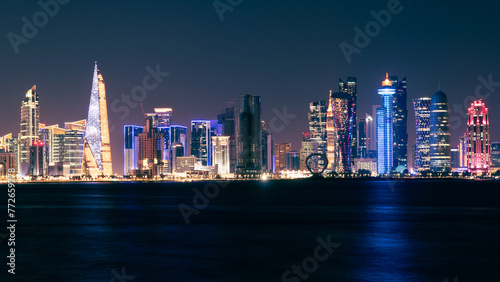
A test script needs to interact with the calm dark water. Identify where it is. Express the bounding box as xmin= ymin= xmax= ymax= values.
xmin=3 ymin=179 xmax=500 ymax=281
